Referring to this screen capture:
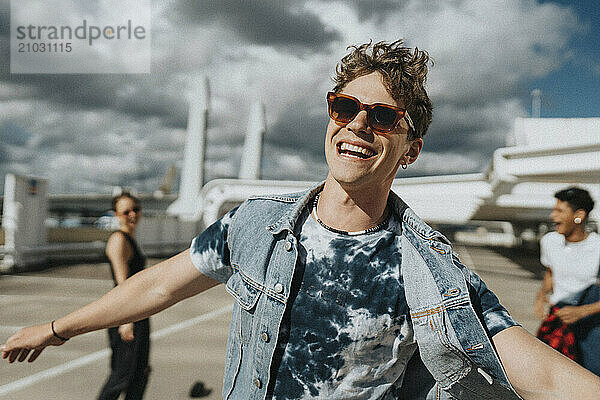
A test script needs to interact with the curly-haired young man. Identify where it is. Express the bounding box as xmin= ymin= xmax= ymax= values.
xmin=535 ymin=187 xmax=600 ymax=376
xmin=4 ymin=40 xmax=600 ymax=399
